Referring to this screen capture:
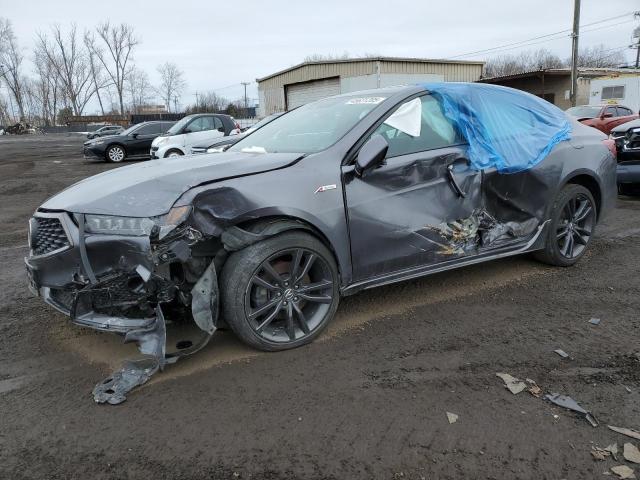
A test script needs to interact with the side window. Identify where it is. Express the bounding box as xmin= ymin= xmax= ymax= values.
xmin=618 ymin=107 xmax=632 ymax=116
xmin=605 ymin=106 xmax=617 ymax=117
xmin=136 ymin=123 xmax=158 ymax=135
xmin=372 ymin=95 xmax=462 ymax=158
xmin=186 ymin=117 xmax=206 ymax=132
xmin=213 ymin=117 xmax=224 ymax=131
